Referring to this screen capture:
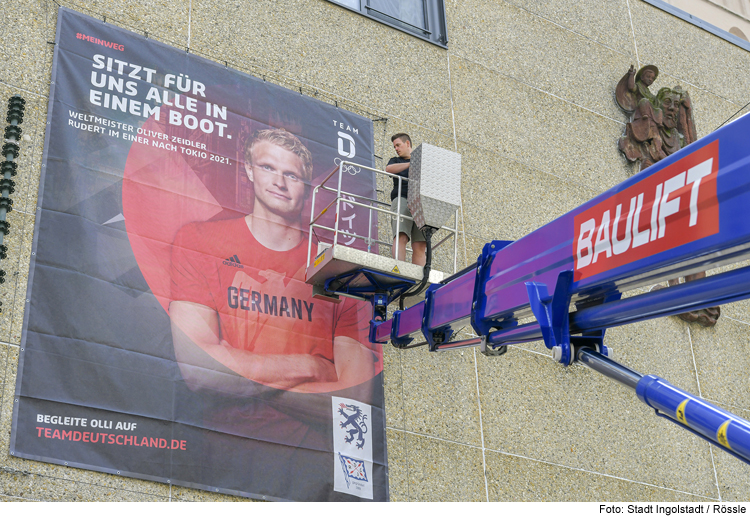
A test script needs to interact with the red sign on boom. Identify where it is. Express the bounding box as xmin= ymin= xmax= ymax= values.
xmin=574 ymin=141 xmax=720 ymax=281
